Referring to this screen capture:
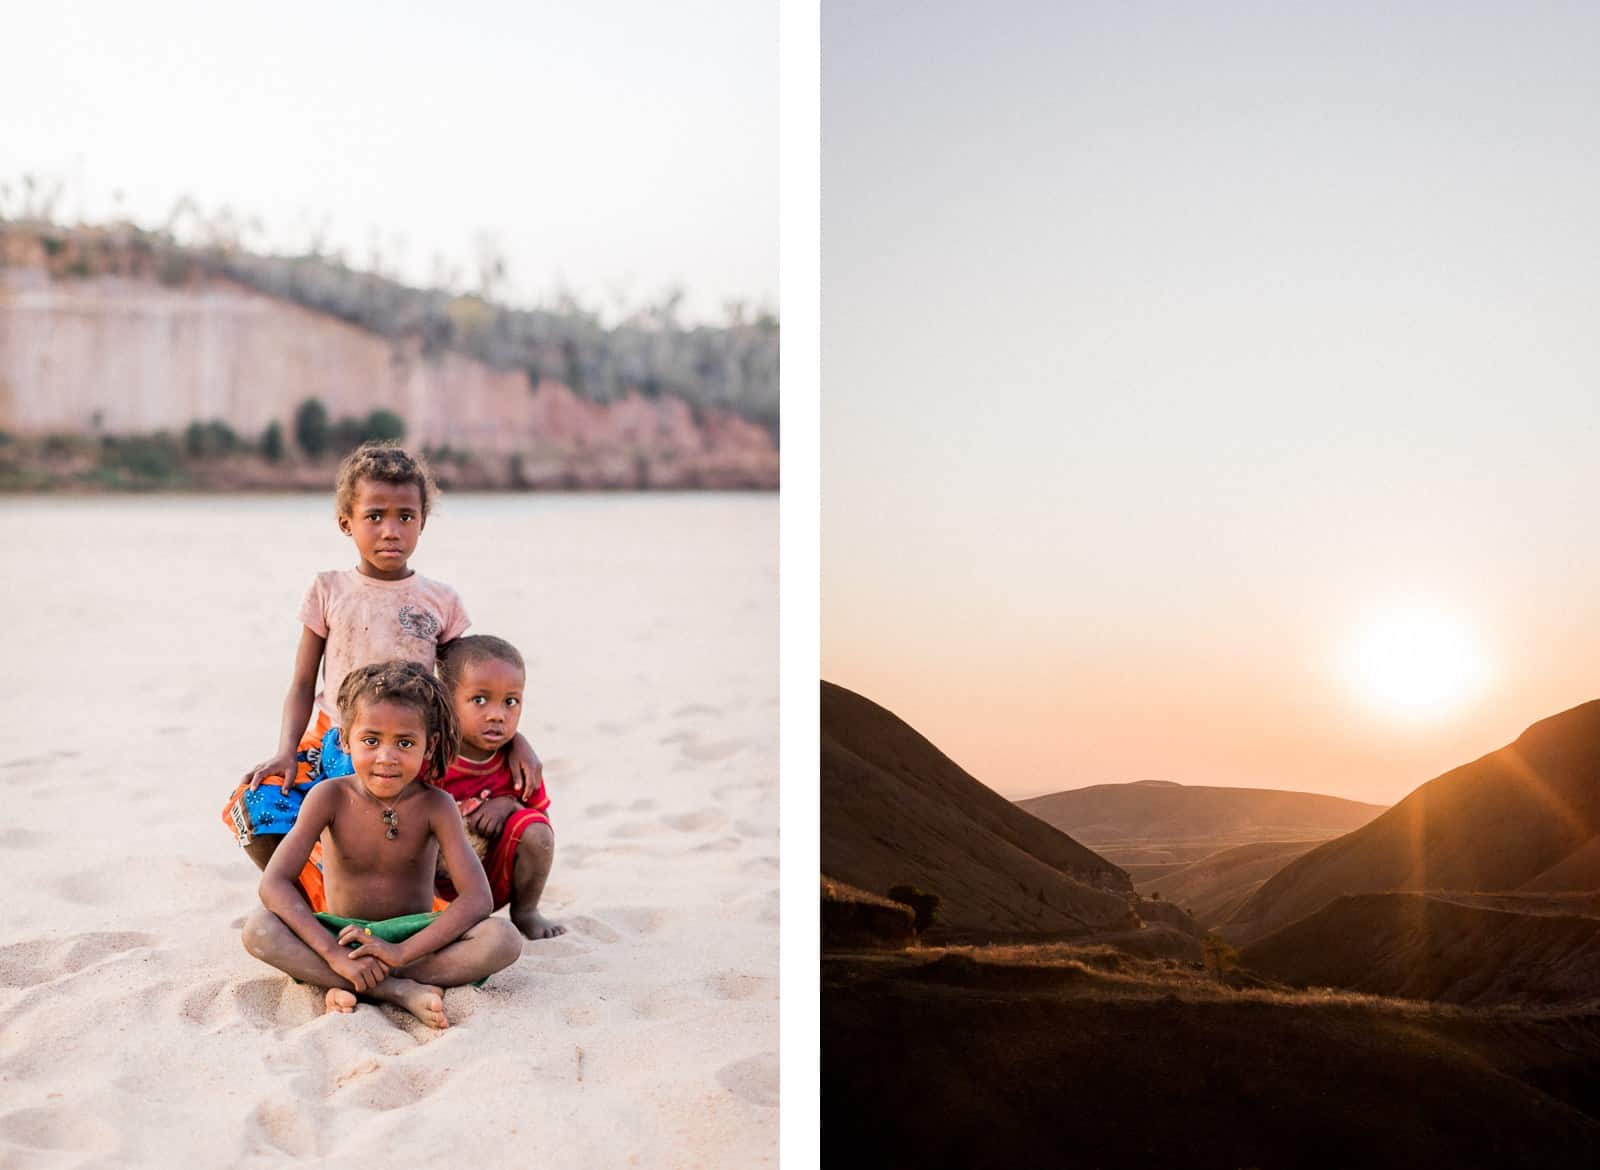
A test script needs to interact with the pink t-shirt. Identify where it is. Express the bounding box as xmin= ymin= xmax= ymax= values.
xmin=297 ymin=569 xmax=471 ymax=718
